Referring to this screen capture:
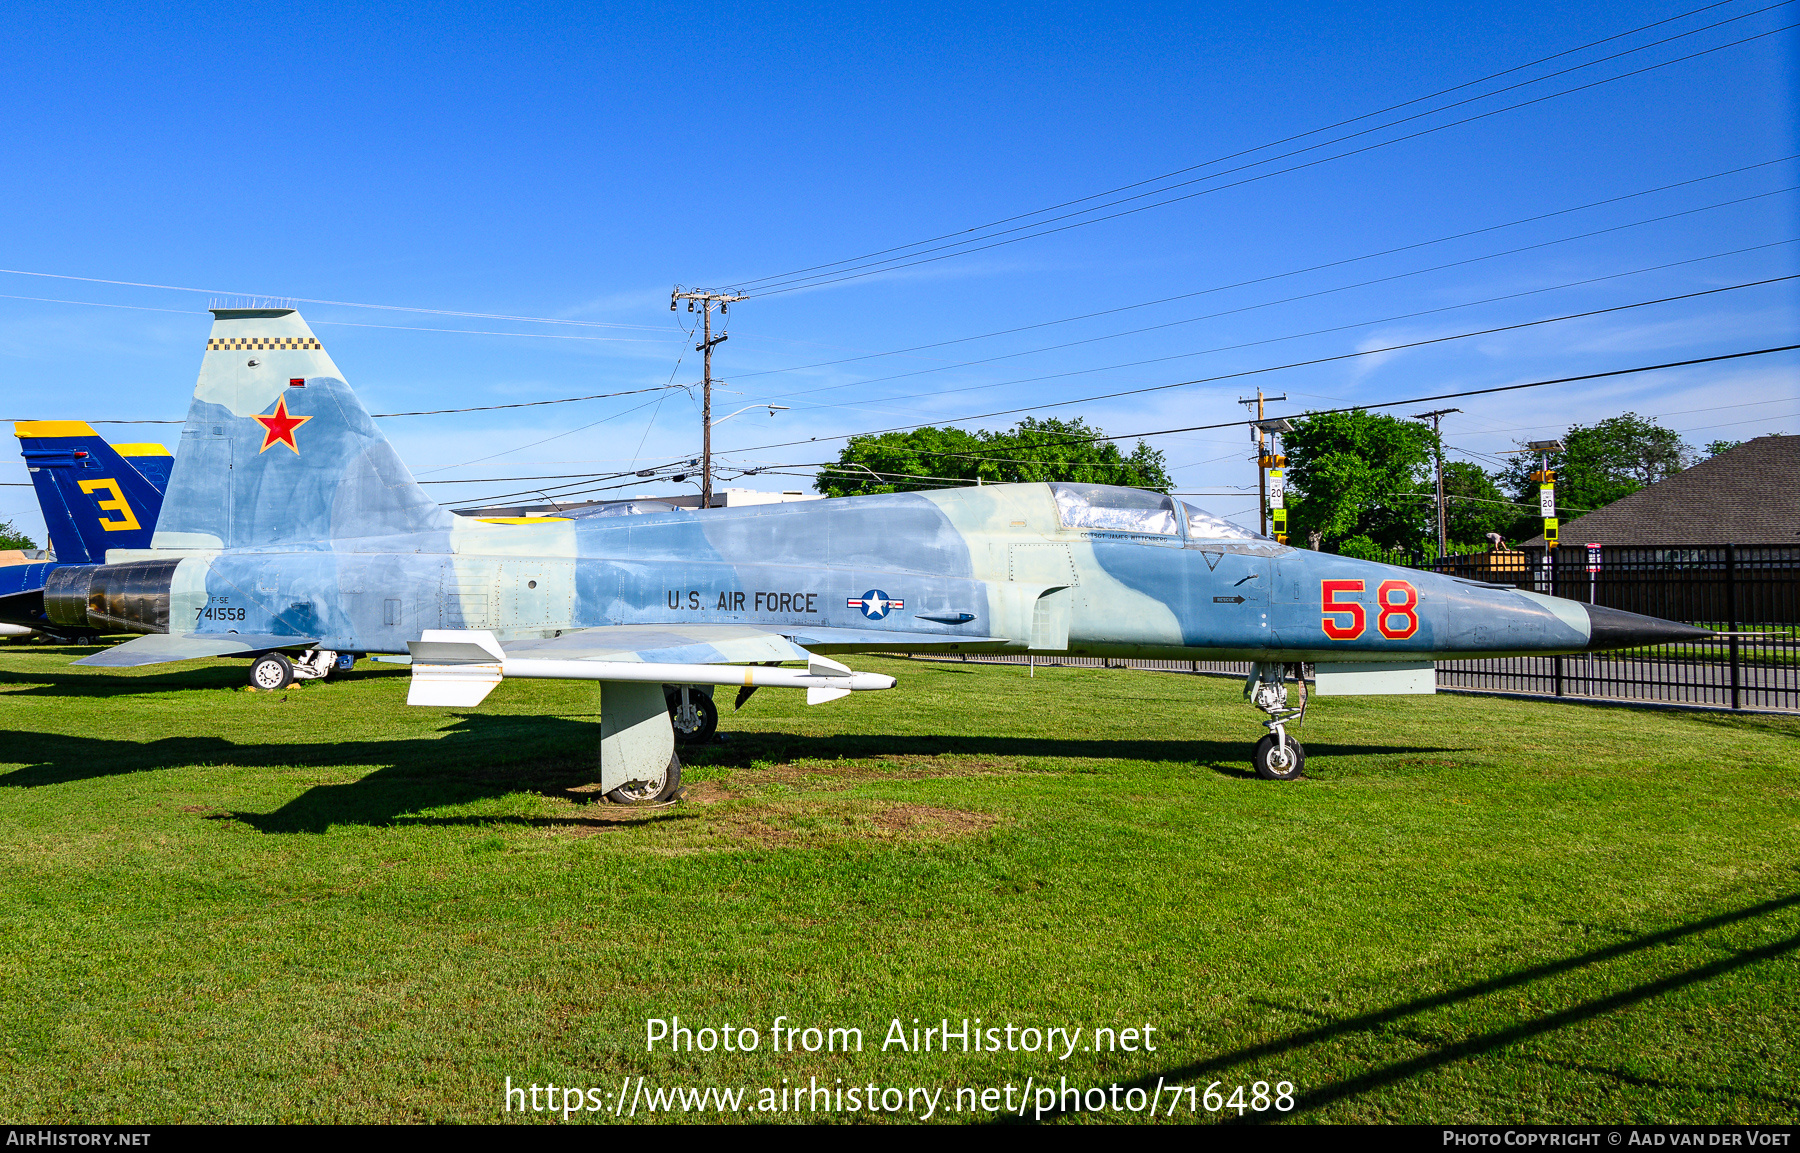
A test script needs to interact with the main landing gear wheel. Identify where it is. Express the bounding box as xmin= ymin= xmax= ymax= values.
xmin=249 ymin=652 xmax=294 ymax=690
xmin=604 ymin=754 xmax=683 ymax=805
xmin=1252 ymin=733 xmax=1306 ymax=781
xmin=666 ymin=687 xmax=719 ymax=745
